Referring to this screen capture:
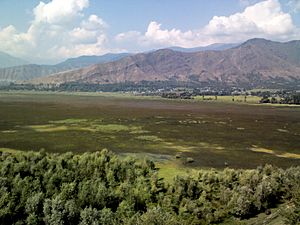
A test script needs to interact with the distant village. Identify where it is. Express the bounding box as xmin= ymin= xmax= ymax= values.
xmin=1 ymin=82 xmax=300 ymax=105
